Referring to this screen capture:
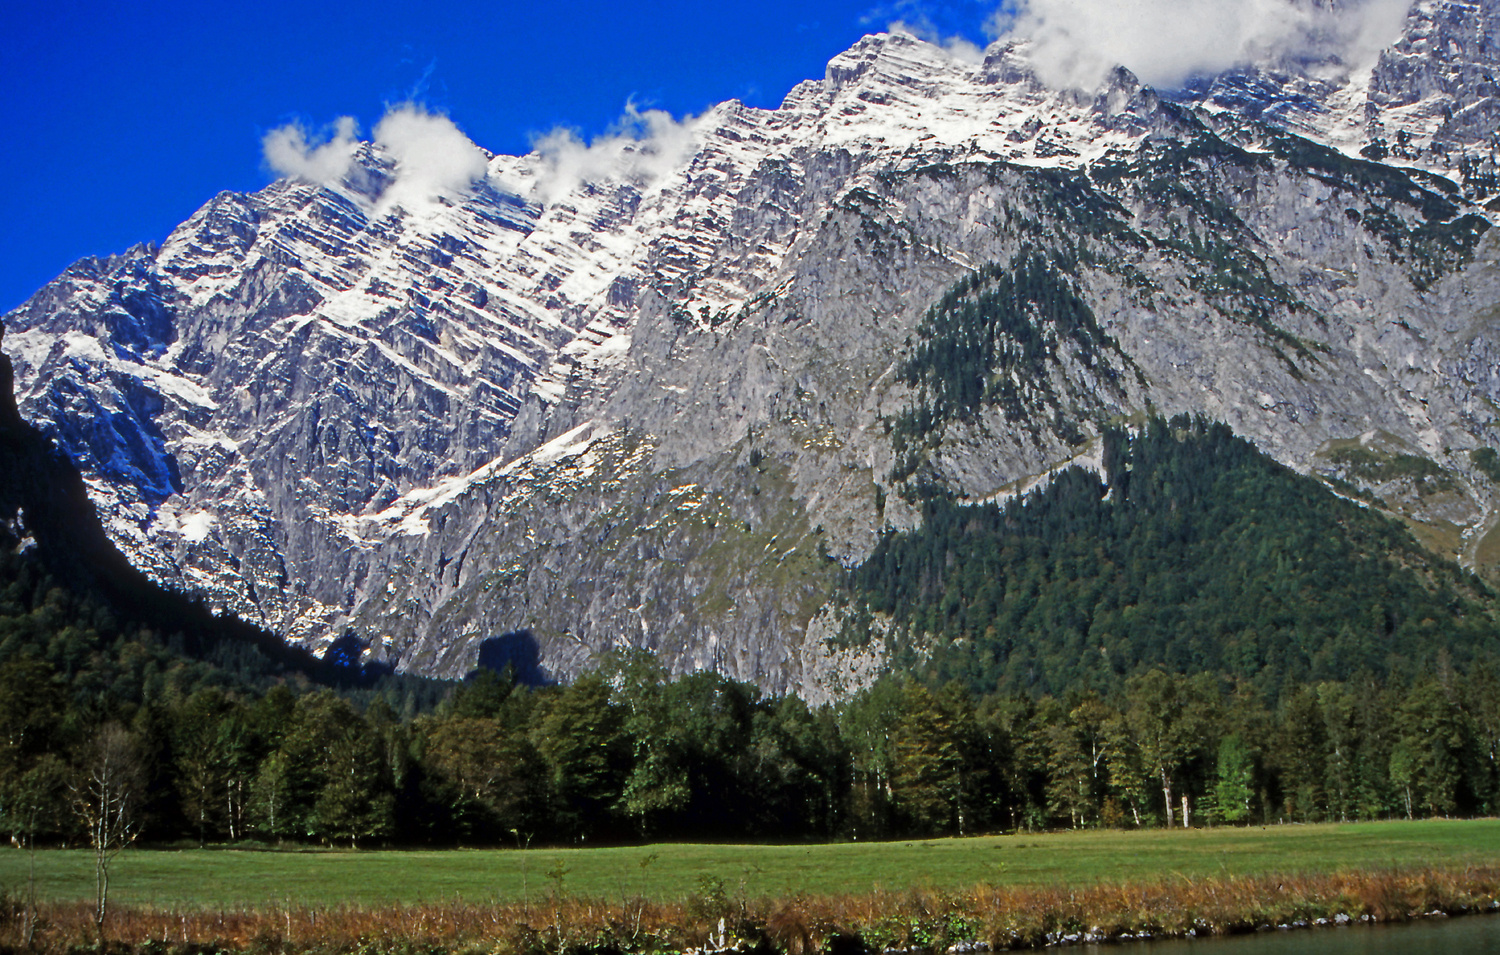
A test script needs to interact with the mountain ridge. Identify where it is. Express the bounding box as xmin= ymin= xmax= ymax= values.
xmin=7 ymin=7 xmax=1500 ymax=694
